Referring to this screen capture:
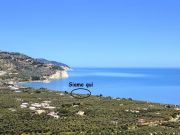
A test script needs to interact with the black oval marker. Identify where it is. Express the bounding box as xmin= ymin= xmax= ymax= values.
xmin=70 ymin=88 xmax=91 ymax=99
